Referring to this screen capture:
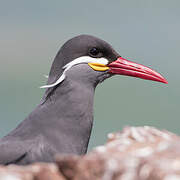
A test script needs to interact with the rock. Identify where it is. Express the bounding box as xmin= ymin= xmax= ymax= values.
xmin=56 ymin=126 xmax=180 ymax=180
xmin=1 ymin=126 xmax=180 ymax=180
xmin=0 ymin=163 xmax=65 ymax=180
